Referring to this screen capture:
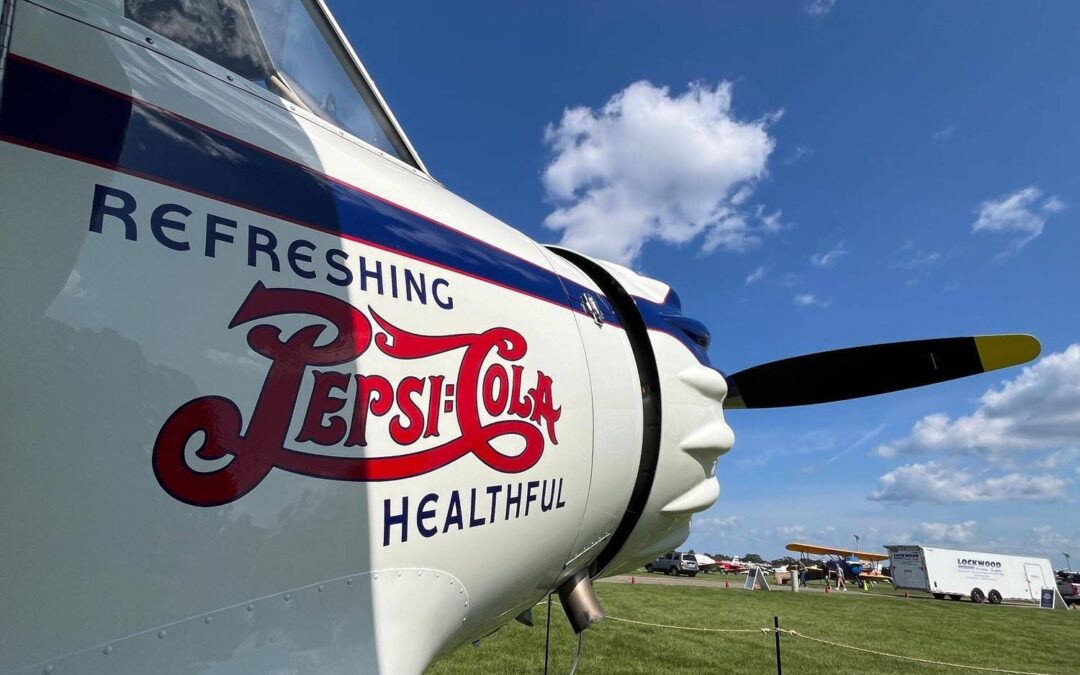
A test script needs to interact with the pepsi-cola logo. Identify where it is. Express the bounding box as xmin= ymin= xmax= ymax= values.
xmin=153 ymin=282 xmax=561 ymax=506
